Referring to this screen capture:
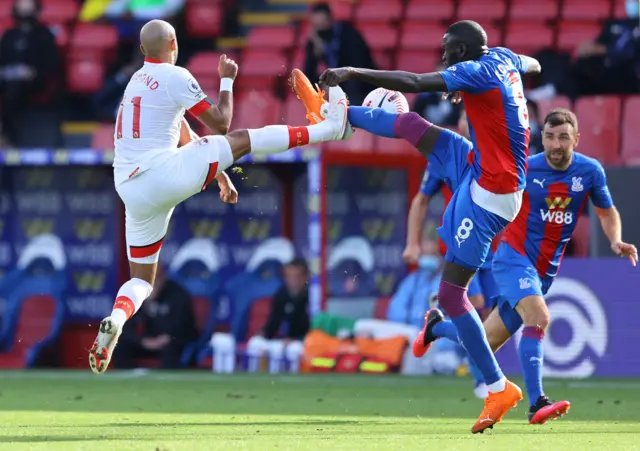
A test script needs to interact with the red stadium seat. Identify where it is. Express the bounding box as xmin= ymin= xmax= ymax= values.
xmin=237 ymin=51 xmax=288 ymax=91
xmin=186 ymin=53 xmax=223 ymax=96
xmin=0 ymin=1 xmax=11 ymax=21
xmin=396 ymin=50 xmax=441 ymax=73
xmin=91 ymin=123 xmax=115 ymax=150
xmin=233 ymin=91 xmax=282 ymax=130
xmin=291 ymin=48 xmax=305 ymax=72
xmin=0 ymin=295 xmax=57 ymax=368
xmin=372 ymin=50 xmax=393 ymax=70
xmin=246 ymin=26 xmax=295 ymax=51
xmin=400 ymin=23 xmax=447 ymax=52
xmin=561 ymin=0 xmax=611 ymax=20
xmin=536 ymin=95 xmax=572 ymax=119
xmin=355 ymin=0 xmax=403 ymax=23
xmin=281 ymin=95 xmax=307 ymax=125
xmin=557 ymin=21 xmax=602 ymax=53
xmin=375 ymin=137 xmax=416 ymax=154
xmin=574 ymin=95 xmax=621 ymax=165
xmin=613 ymin=0 xmax=627 ymax=19
xmin=247 ymin=297 xmax=272 ymax=338
xmin=505 ymin=21 xmax=554 ymax=55
xmin=509 ymin=0 xmax=559 ymax=20
xmin=185 ymin=2 xmax=222 ymax=38
xmin=357 ymin=24 xmax=398 ymax=51
xmin=404 ymin=92 xmax=419 ymax=110
xmin=325 ymin=130 xmax=375 ymax=152
xmin=621 ymin=96 xmax=640 ymax=165
xmin=483 ymin=24 xmax=503 ymax=47
xmin=40 ymin=0 xmax=79 ymax=26
xmin=67 ymin=59 xmax=105 ymax=94
xmin=0 ymin=19 xmax=12 ymax=37
xmin=572 ymin=216 xmax=591 ymax=257
xmin=69 ymin=24 xmax=118 ymax=62
xmin=187 ymin=51 xmax=228 ymax=79
xmin=373 ymin=296 xmax=391 ymax=320
xmin=405 ymin=0 xmax=454 ymax=21
xmin=457 ymin=0 xmax=507 ymax=21
xmin=327 ymin=1 xmax=353 ymax=21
